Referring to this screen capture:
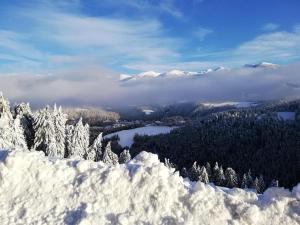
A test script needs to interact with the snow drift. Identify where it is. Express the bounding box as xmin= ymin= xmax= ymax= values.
xmin=0 ymin=150 xmax=299 ymax=225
